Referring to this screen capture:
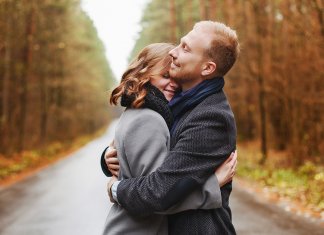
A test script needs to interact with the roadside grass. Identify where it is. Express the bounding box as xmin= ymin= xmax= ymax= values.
xmin=0 ymin=126 xmax=108 ymax=185
xmin=237 ymin=142 xmax=324 ymax=216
